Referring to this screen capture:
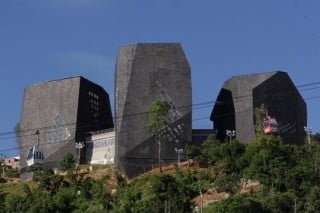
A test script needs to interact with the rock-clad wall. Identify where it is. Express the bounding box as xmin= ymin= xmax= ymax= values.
xmin=211 ymin=71 xmax=307 ymax=144
xmin=114 ymin=43 xmax=192 ymax=178
xmin=20 ymin=76 xmax=114 ymax=179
